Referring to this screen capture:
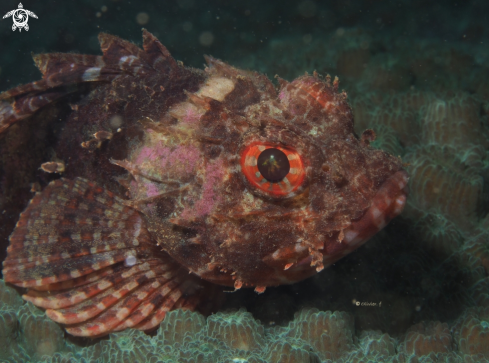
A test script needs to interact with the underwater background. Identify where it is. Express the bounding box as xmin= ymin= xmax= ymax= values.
xmin=0 ymin=0 xmax=489 ymax=362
